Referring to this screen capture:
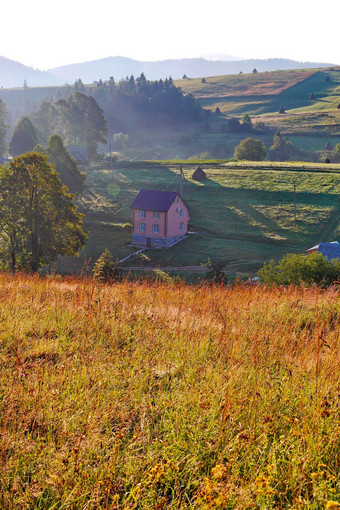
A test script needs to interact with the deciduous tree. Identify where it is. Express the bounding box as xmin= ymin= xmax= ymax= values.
xmin=0 ymin=152 xmax=87 ymax=272
xmin=258 ymin=253 xmax=340 ymax=286
xmin=234 ymin=138 xmax=266 ymax=161
xmin=37 ymin=135 xmax=85 ymax=194
xmin=55 ymin=92 xmax=108 ymax=159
